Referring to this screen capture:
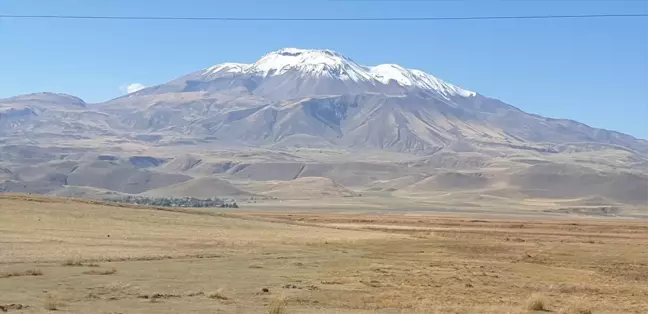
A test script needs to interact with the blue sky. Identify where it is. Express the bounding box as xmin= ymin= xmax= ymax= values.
xmin=1 ymin=0 xmax=647 ymax=138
